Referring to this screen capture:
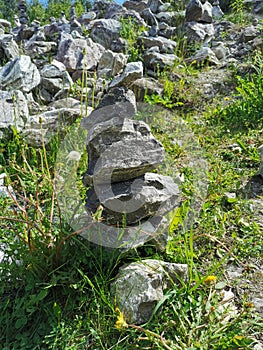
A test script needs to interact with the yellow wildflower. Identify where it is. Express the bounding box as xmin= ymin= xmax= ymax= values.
xmin=203 ymin=275 xmax=217 ymax=285
xmin=115 ymin=307 xmax=128 ymax=330
xmin=233 ymin=335 xmax=244 ymax=340
xmin=245 ymin=302 xmax=254 ymax=309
